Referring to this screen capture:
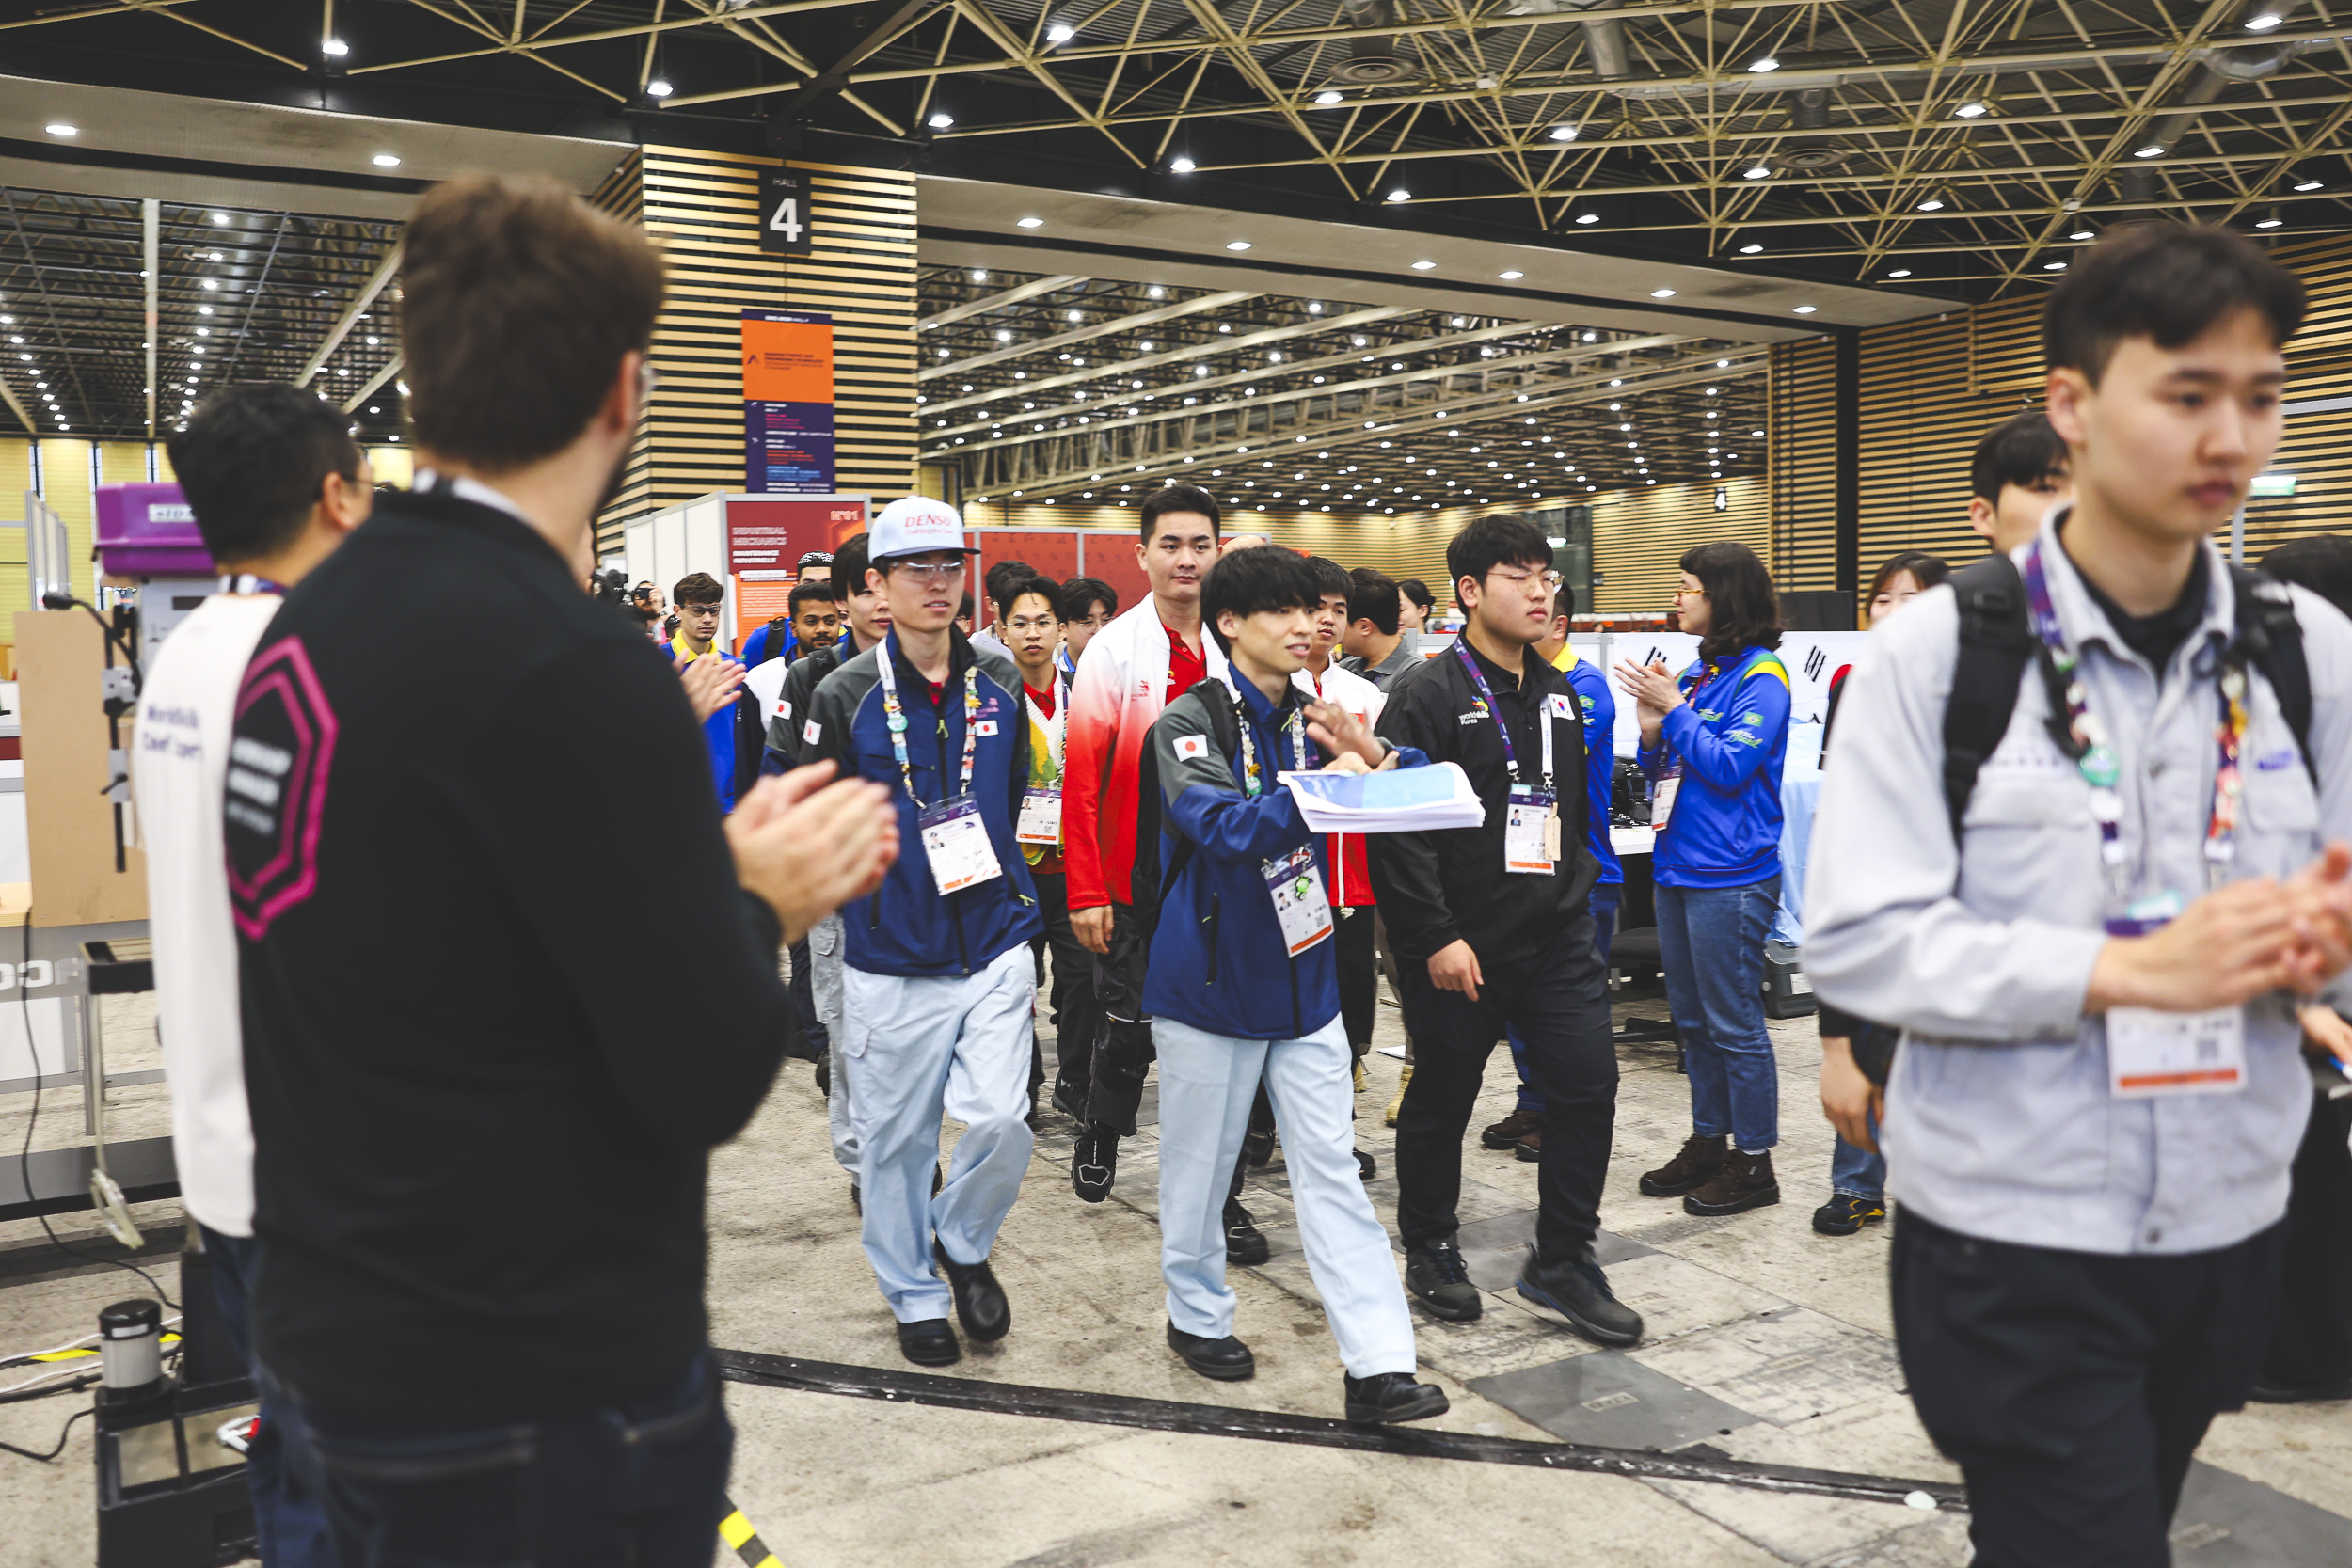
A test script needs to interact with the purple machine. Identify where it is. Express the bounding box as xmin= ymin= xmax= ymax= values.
xmin=94 ymin=483 xmax=220 ymax=668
